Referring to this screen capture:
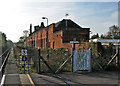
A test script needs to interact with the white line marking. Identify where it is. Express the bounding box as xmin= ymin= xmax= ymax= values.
xmin=6 ymin=74 xmax=19 ymax=76
xmin=0 ymin=74 xmax=6 ymax=86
